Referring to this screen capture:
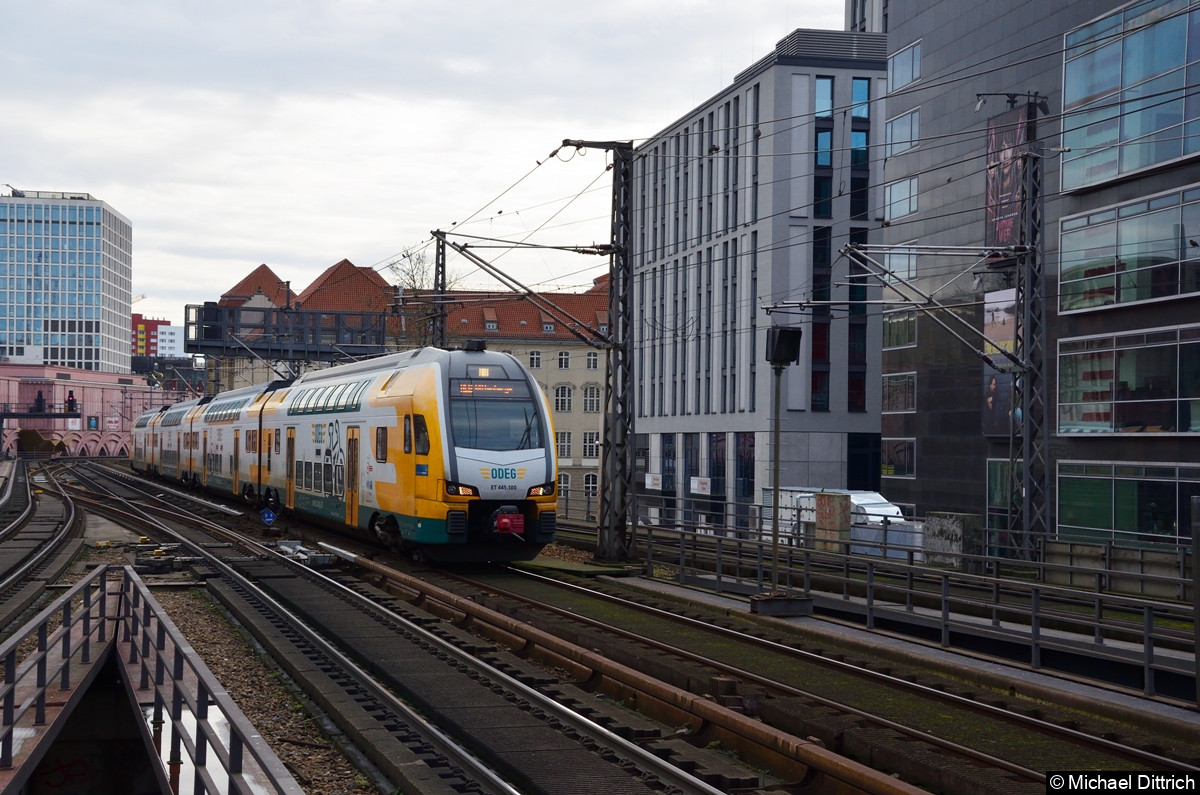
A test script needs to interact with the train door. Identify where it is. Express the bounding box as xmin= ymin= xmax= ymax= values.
xmin=233 ymin=429 xmax=240 ymax=496
xmin=175 ymin=432 xmax=182 ymax=479
xmin=345 ymin=427 xmax=360 ymax=528
xmin=286 ymin=428 xmax=296 ymax=509
xmin=202 ymin=431 xmax=209 ymax=487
